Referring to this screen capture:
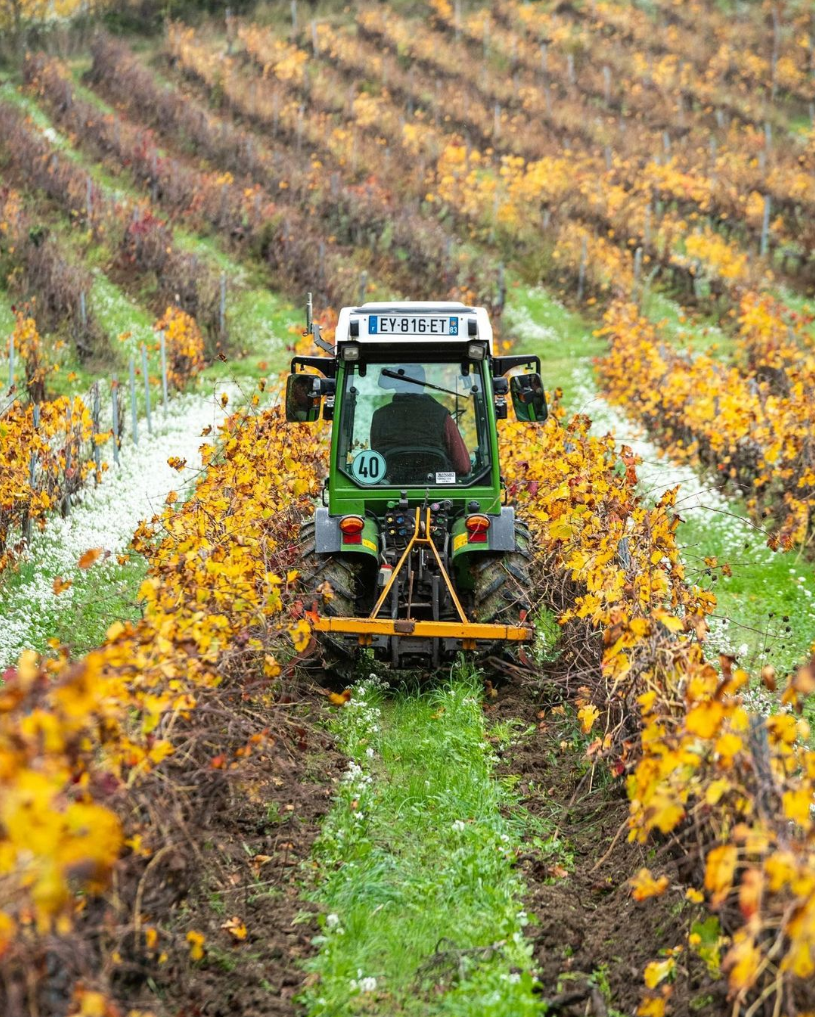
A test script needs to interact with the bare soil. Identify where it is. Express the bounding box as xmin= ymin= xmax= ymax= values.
xmin=119 ymin=685 xmax=343 ymax=1017
xmin=489 ymin=675 xmax=726 ymax=1017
